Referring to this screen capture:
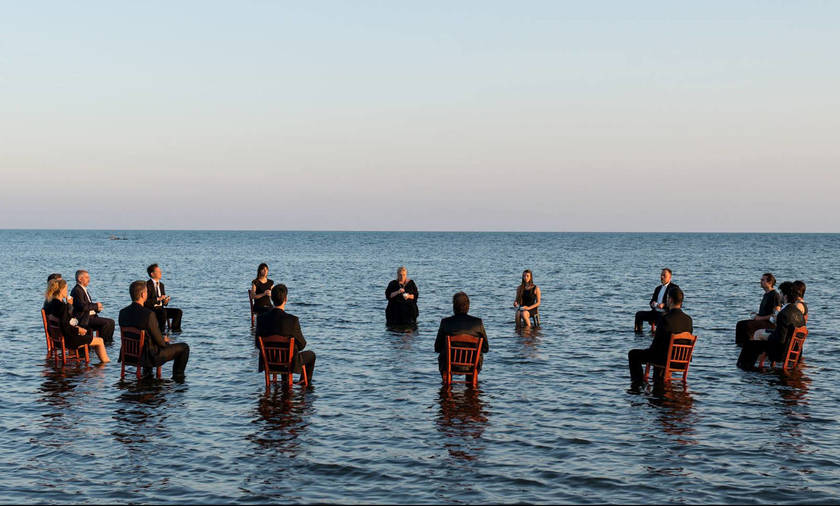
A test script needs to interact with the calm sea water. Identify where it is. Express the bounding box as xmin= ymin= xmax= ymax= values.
xmin=1 ymin=231 xmax=838 ymax=504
